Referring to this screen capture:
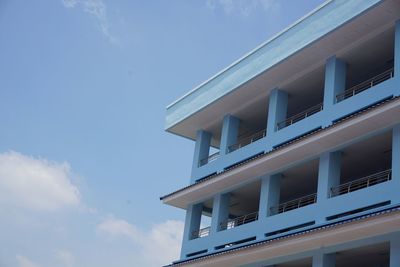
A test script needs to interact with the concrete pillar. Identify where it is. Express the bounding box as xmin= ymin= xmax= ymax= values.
xmin=392 ymin=125 xmax=400 ymax=200
xmin=210 ymin=193 xmax=230 ymax=234
xmin=313 ymin=252 xmax=335 ymax=267
xmin=220 ymin=115 xmax=240 ymax=155
xmin=267 ymin=89 xmax=288 ymax=134
xmin=324 ymin=56 xmax=346 ymax=107
xmin=317 ymin=151 xmax=341 ymax=201
xmin=390 ymin=235 xmax=400 ymax=267
xmin=395 ymin=20 xmax=400 ymax=82
xmin=182 ymin=203 xmax=203 ymax=243
xmin=191 ymin=130 xmax=211 ymax=171
xmin=258 ymin=174 xmax=282 ymax=218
